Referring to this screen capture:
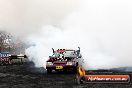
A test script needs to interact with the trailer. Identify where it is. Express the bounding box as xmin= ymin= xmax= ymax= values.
xmin=0 ymin=52 xmax=27 ymax=65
